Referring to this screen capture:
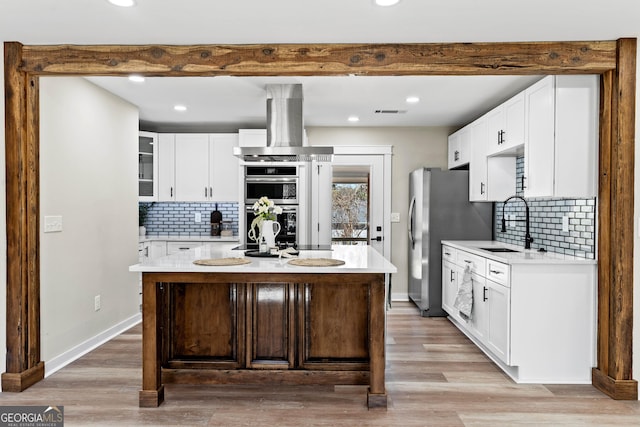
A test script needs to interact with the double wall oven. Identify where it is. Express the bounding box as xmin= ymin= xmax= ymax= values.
xmin=244 ymin=165 xmax=298 ymax=247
